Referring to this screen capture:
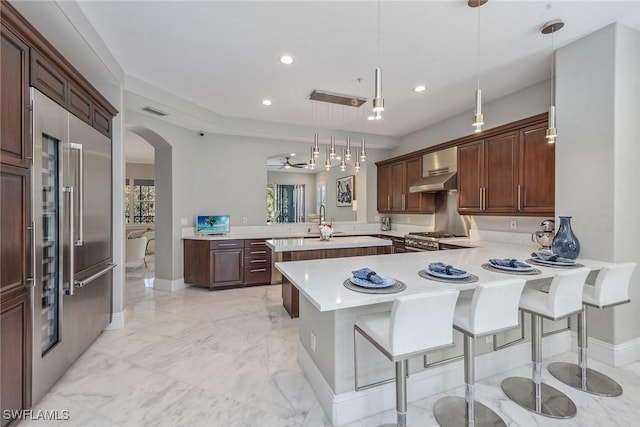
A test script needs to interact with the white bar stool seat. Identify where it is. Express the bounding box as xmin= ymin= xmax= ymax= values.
xmin=434 ymin=278 xmax=526 ymax=427
xmin=548 ymin=262 xmax=636 ymax=396
xmin=354 ymin=290 xmax=460 ymax=427
xmin=502 ymin=267 xmax=590 ymax=419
